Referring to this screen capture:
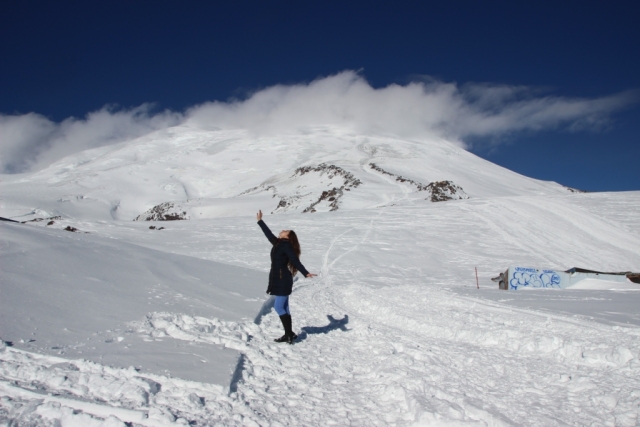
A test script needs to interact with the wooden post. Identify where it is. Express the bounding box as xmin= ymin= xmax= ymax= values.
xmin=475 ymin=267 xmax=479 ymax=289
